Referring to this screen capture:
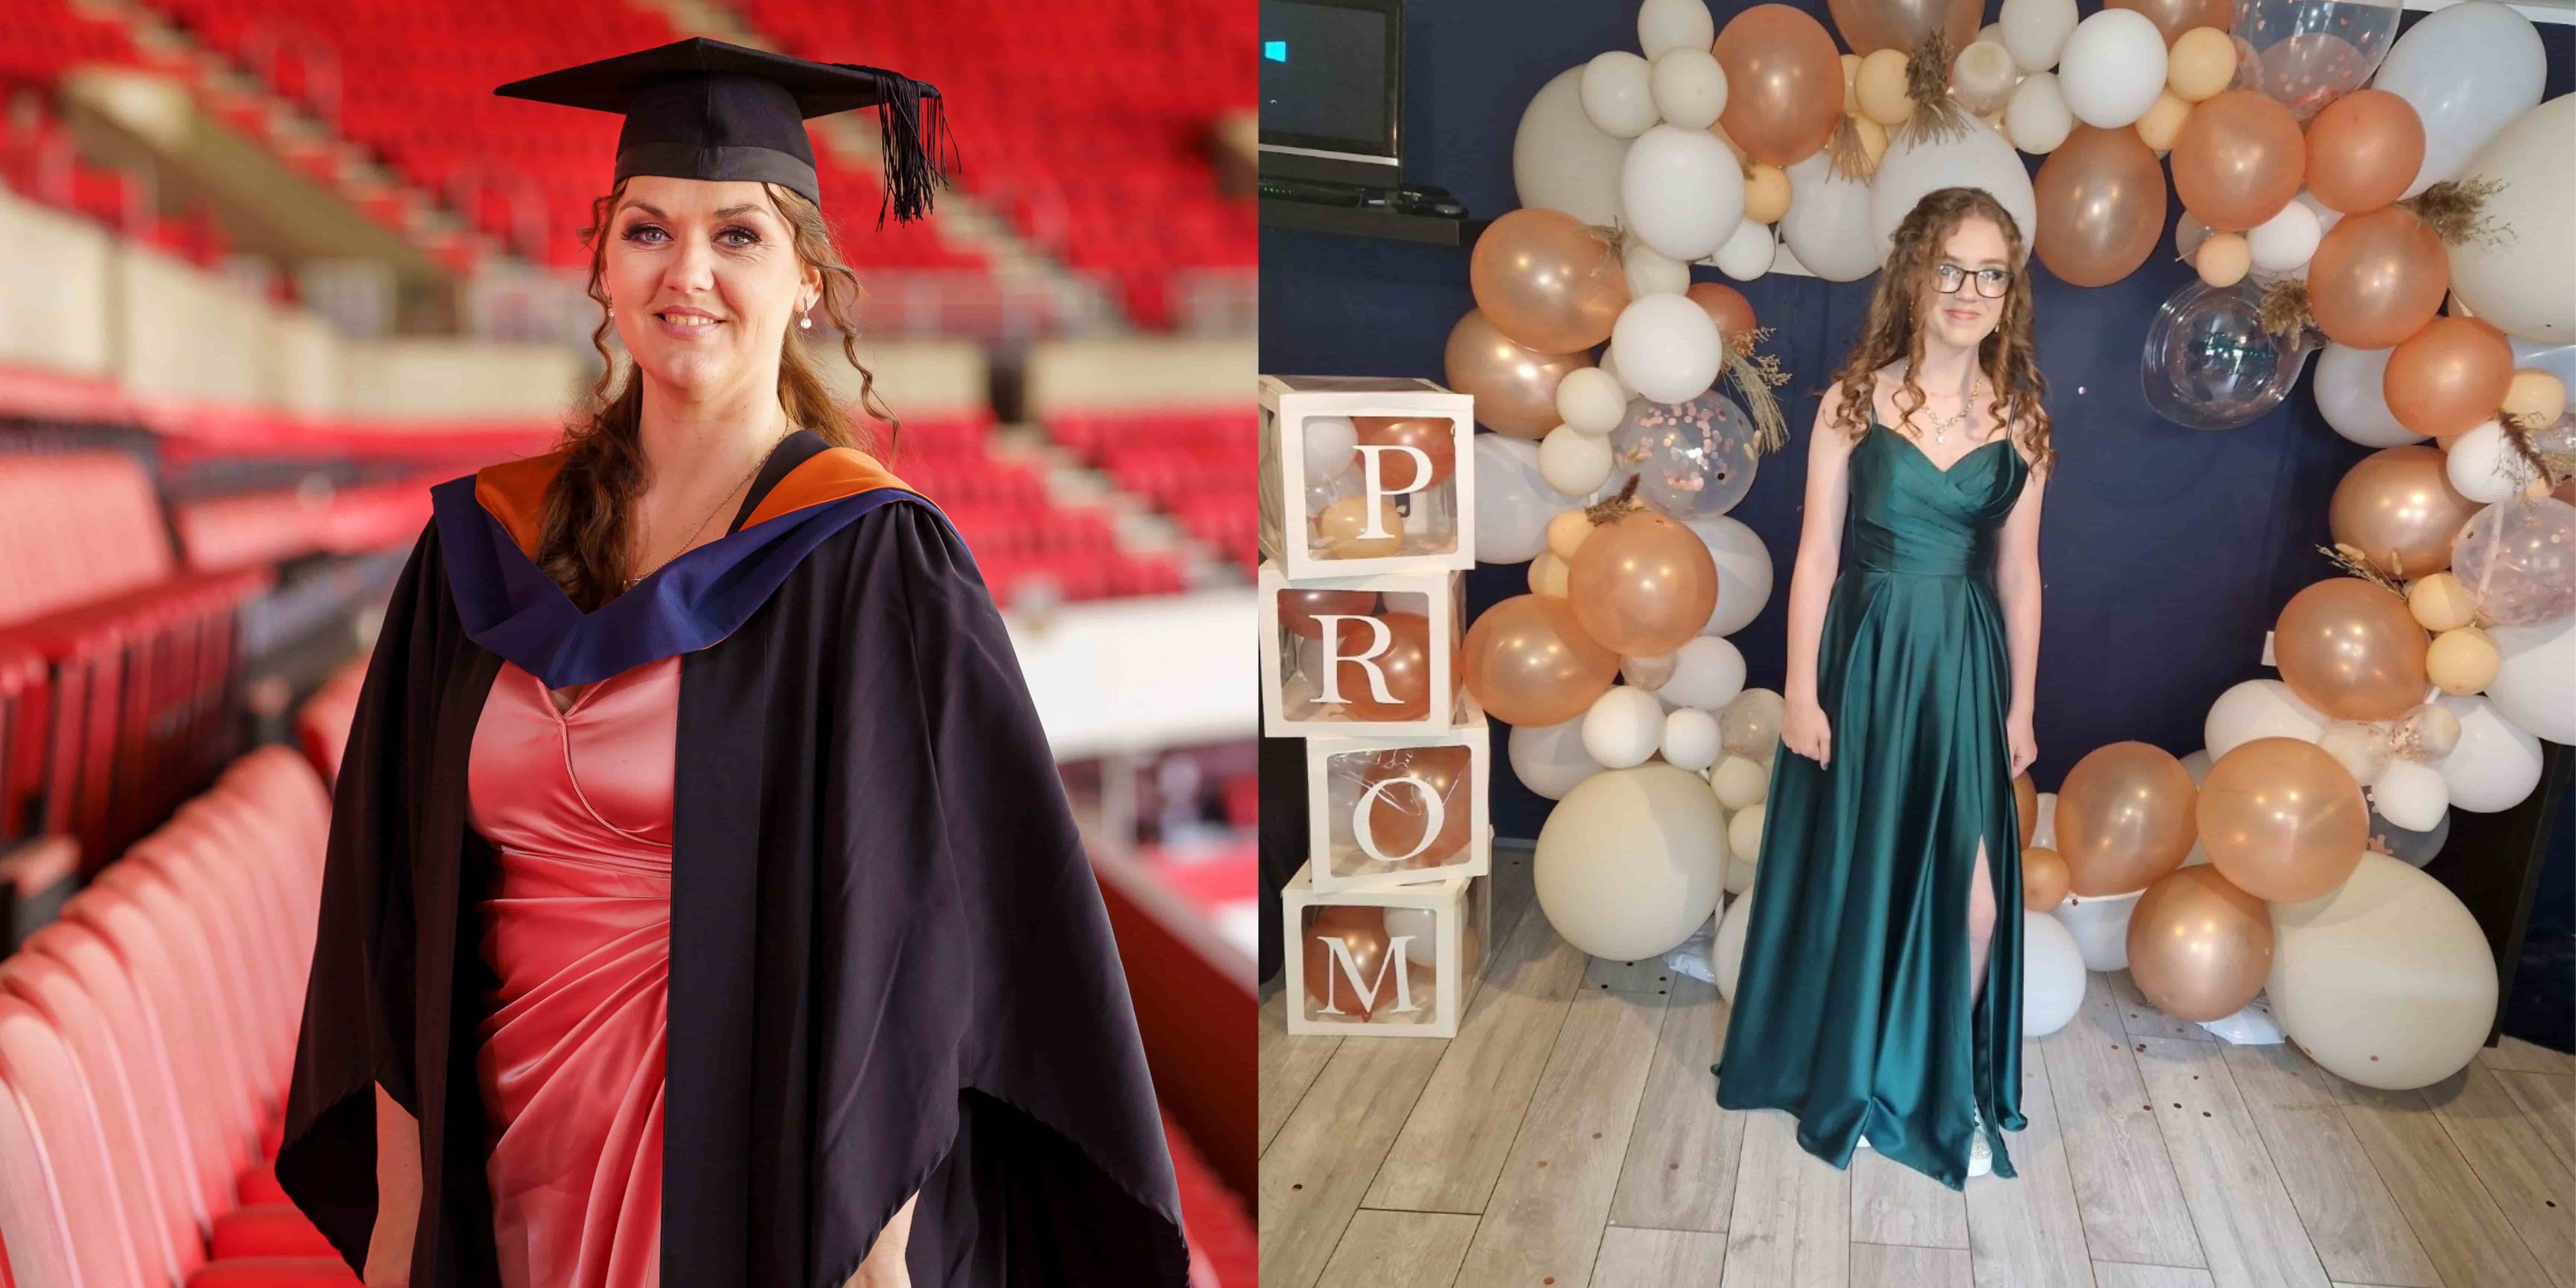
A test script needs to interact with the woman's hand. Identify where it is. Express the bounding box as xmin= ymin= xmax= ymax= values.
xmin=2006 ymin=707 xmax=2037 ymax=780
xmin=1782 ymin=694 xmax=1832 ymax=768
xmin=845 ymin=1263 xmax=911 ymax=1288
